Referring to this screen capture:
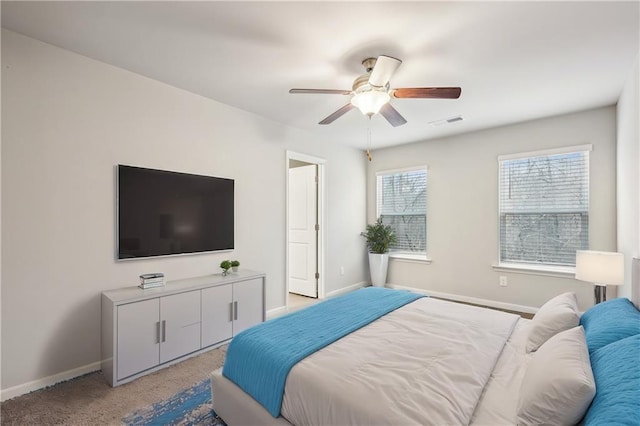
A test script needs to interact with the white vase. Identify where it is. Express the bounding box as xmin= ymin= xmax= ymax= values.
xmin=368 ymin=252 xmax=389 ymax=287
